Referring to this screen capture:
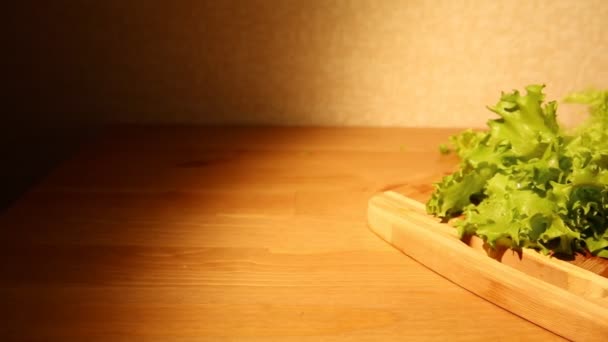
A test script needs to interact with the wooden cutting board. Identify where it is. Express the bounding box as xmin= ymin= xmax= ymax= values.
xmin=368 ymin=184 xmax=608 ymax=341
